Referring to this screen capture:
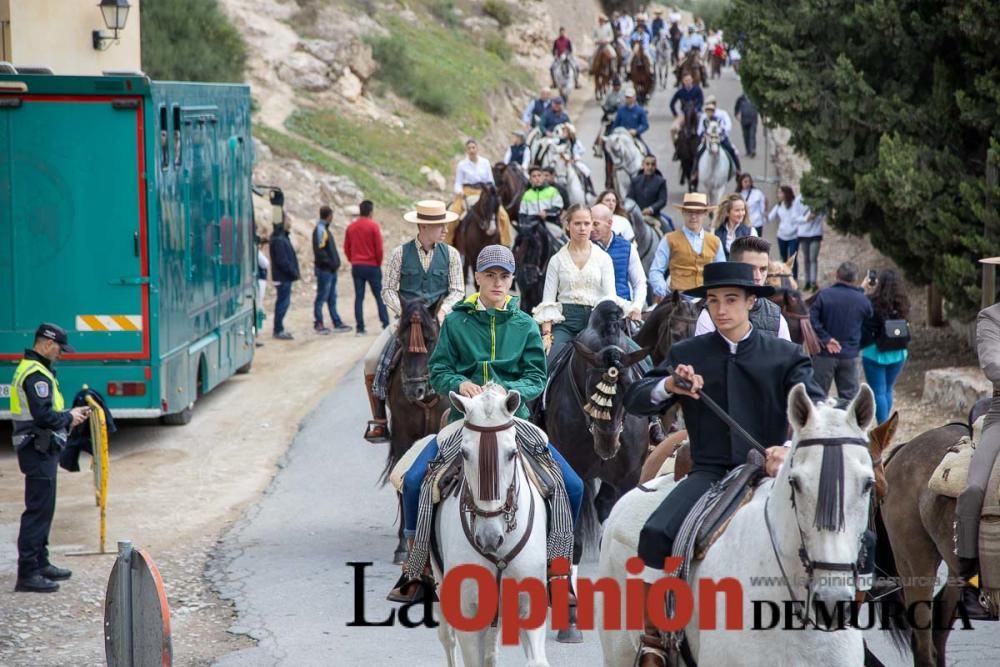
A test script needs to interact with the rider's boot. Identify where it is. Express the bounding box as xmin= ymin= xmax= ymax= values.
xmin=958 ymin=556 xmax=995 ymax=620
xmin=388 ymin=540 xmax=438 ymax=604
xmin=363 ymin=373 xmax=390 ymax=443
xmin=638 ymin=582 xmax=669 ymax=666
